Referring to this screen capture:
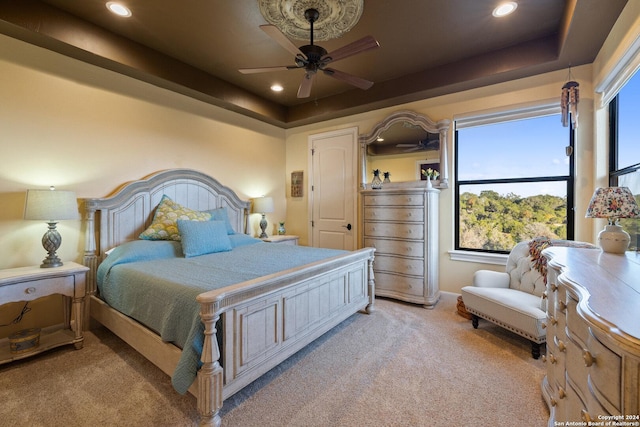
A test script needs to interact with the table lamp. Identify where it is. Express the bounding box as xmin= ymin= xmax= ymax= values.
xmin=585 ymin=186 xmax=640 ymax=254
xmin=252 ymin=196 xmax=274 ymax=238
xmin=24 ymin=187 xmax=79 ymax=267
